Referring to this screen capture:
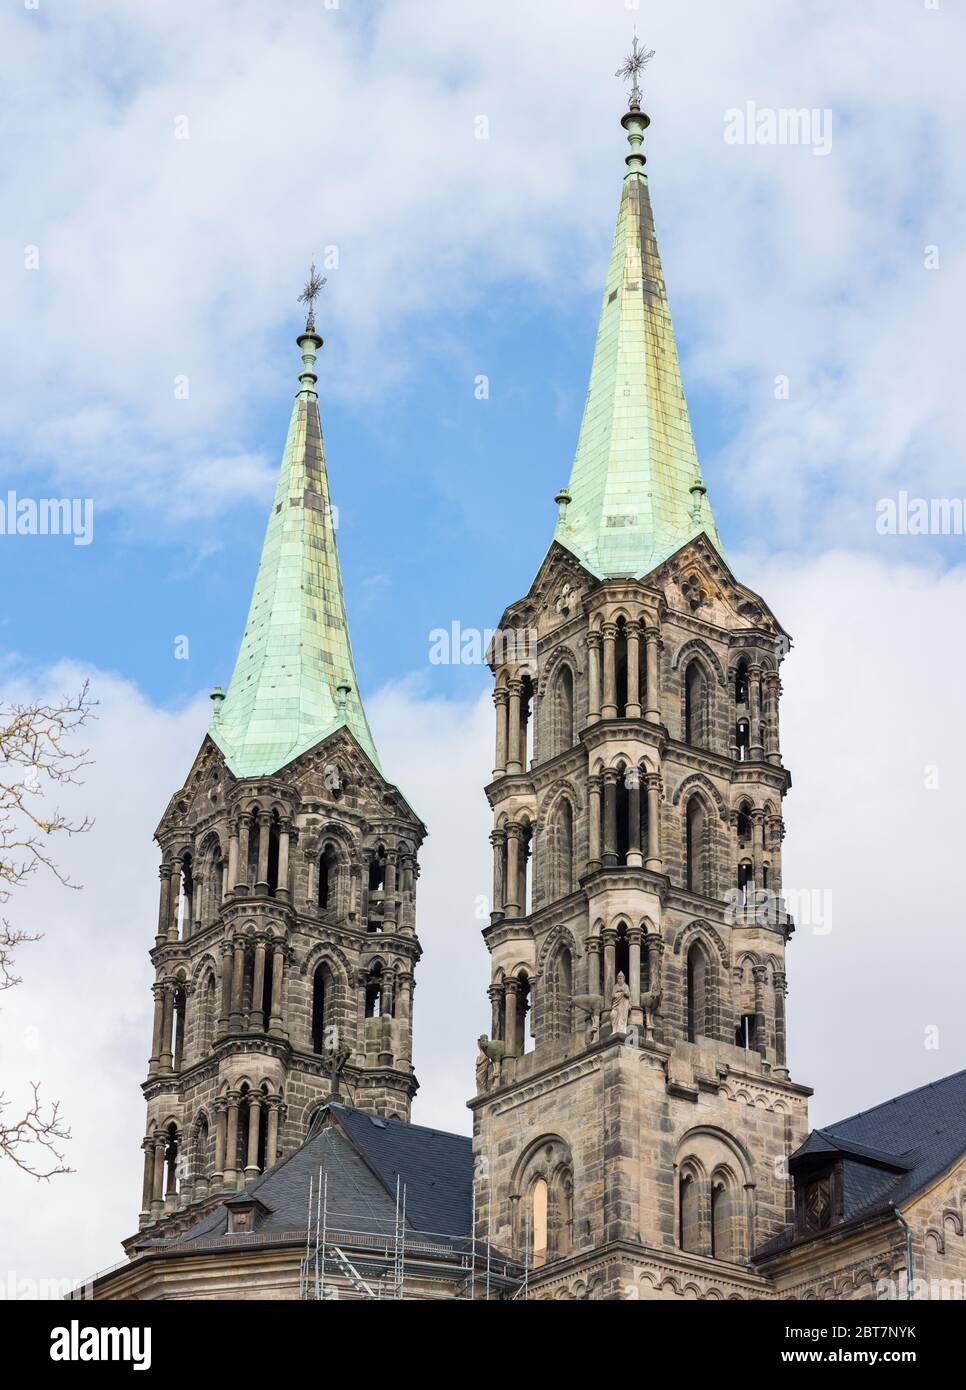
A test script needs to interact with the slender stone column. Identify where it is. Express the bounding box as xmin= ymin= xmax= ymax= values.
xmin=224 ymin=1094 xmax=240 ymax=1188
xmin=488 ymin=983 xmax=503 ymax=1040
xmin=151 ymin=1135 xmax=166 ymax=1216
xmin=645 ymin=774 xmax=662 ymax=872
xmin=506 ymin=681 xmax=523 ymax=775
xmin=490 ymin=829 xmax=506 ymax=918
xmin=148 ymin=983 xmax=165 ymax=1077
xmin=504 ymin=826 xmax=521 ymax=917
xmin=586 ymin=632 xmax=601 ymax=725
xmin=626 ymin=625 xmax=642 ymax=719
xmin=384 ymin=853 xmax=398 ymax=926
xmin=226 ymin=825 xmax=239 ymax=902
xmin=140 ymin=1139 xmax=155 ymax=1220
xmin=229 ymin=938 xmax=245 ymax=1033
xmin=218 ymin=941 xmax=233 ymax=1033
xmin=395 ymin=973 xmax=413 ymax=1066
xmin=265 ymin=1100 xmax=281 ymax=1170
xmin=212 ymin=1102 xmax=227 ymax=1189
xmin=517 ymin=827 xmax=530 ymax=915
xmin=182 ymin=874 xmax=193 ymax=941
xmin=626 ymin=769 xmax=643 ymax=868
xmin=493 ymin=687 xmax=509 ymax=777
xmin=749 ymin=664 xmax=764 ymax=761
xmin=773 ymin=970 xmax=788 ymax=1068
xmin=645 ymin=932 xmax=664 ymax=1029
xmin=245 ymin=1096 xmax=262 ymax=1180
xmin=172 ymin=990 xmax=185 ymax=1072
xmin=601 ymin=624 xmax=618 ymax=719
xmin=269 ymin=943 xmax=286 ymax=1036
xmin=628 ymin=927 xmax=643 ymax=1029
xmin=236 ymin=816 xmax=251 ymax=895
xmin=276 ymin=821 xmax=292 ymax=902
xmin=587 ymin=775 xmax=602 ymax=870
xmin=602 ymin=769 xmax=618 ymax=866
xmin=504 ymin=978 xmax=520 ymax=1056
xmin=586 ymin=937 xmax=601 ymax=999
xmin=167 ymin=864 xmax=181 ymax=943
xmin=752 ymin=810 xmax=766 ymax=900
xmin=159 ymin=983 xmax=174 ymax=1074
xmin=644 ymin=627 xmax=661 ymax=724
xmin=156 ymin=865 xmax=172 ymax=947
xmin=753 ymin=965 xmax=768 ymax=1060
xmin=165 ymin=1137 xmax=179 ymax=1199
xmin=255 ymin=813 xmax=271 ymax=895
xmin=765 ymin=674 xmax=782 ymax=765
xmin=251 ymin=936 xmax=268 ymax=1032
xmin=602 ymin=929 xmax=617 ymax=1015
